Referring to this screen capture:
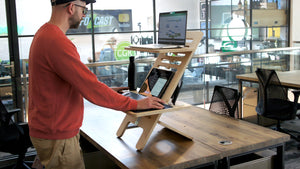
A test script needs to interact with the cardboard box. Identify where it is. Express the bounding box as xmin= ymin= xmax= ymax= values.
xmin=245 ymin=9 xmax=286 ymax=27
xmin=267 ymin=3 xmax=277 ymax=9
xmin=243 ymin=104 xmax=258 ymax=123
xmin=0 ymin=86 xmax=12 ymax=97
xmin=242 ymin=87 xmax=277 ymax=126
xmin=242 ymin=87 xmax=257 ymax=106
xmin=231 ymin=150 xmax=275 ymax=169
